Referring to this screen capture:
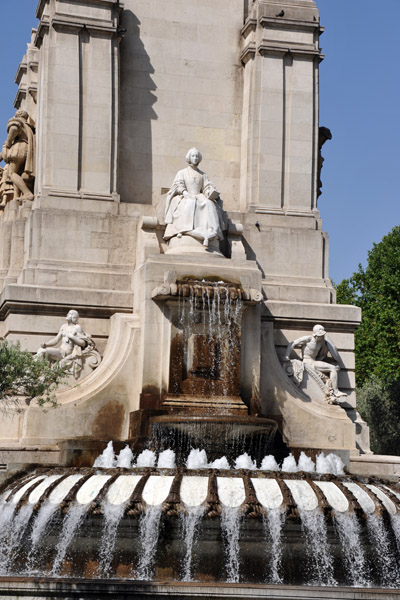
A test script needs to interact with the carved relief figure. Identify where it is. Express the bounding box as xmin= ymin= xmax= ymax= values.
xmin=164 ymin=148 xmax=225 ymax=247
xmin=284 ymin=324 xmax=347 ymax=403
xmin=36 ymin=310 xmax=101 ymax=380
xmin=317 ymin=126 xmax=332 ymax=198
xmin=0 ymin=110 xmax=35 ymax=206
